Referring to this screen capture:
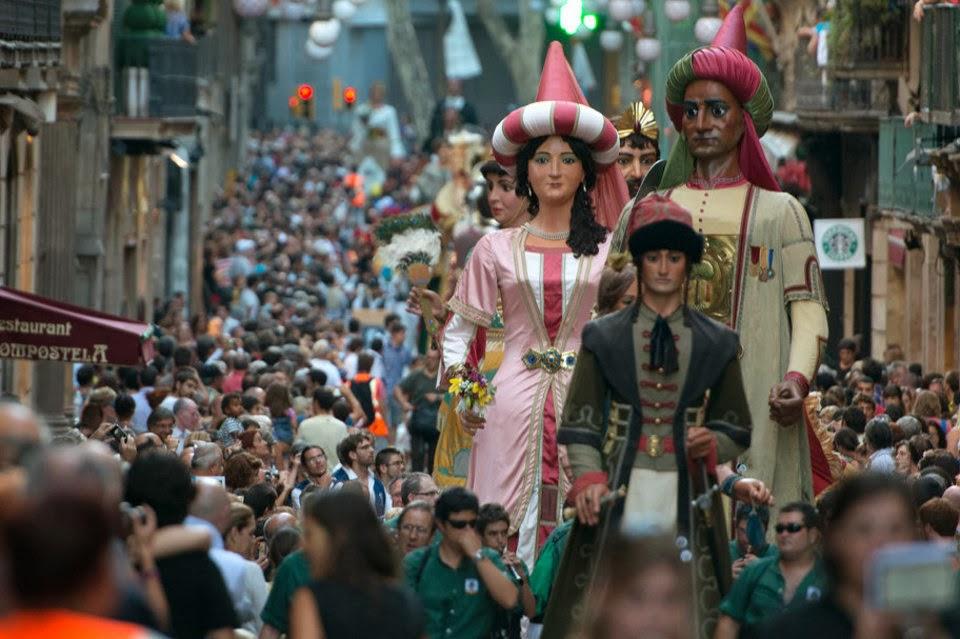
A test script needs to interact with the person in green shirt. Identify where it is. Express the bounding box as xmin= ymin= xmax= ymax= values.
xmin=404 ymin=487 xmax=519 ymax=639
xmin=259 ymin=548 xmax=311 ymax=638
xmin=477 ymin=503 xmax=537 ymax=639
xmin=528 ymin=518 xmax=573 ymax=622
xmin=730 ymin=503 xmax=778 ymax=581
xmin=716 ymin=502 xmax=827 ymax=637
